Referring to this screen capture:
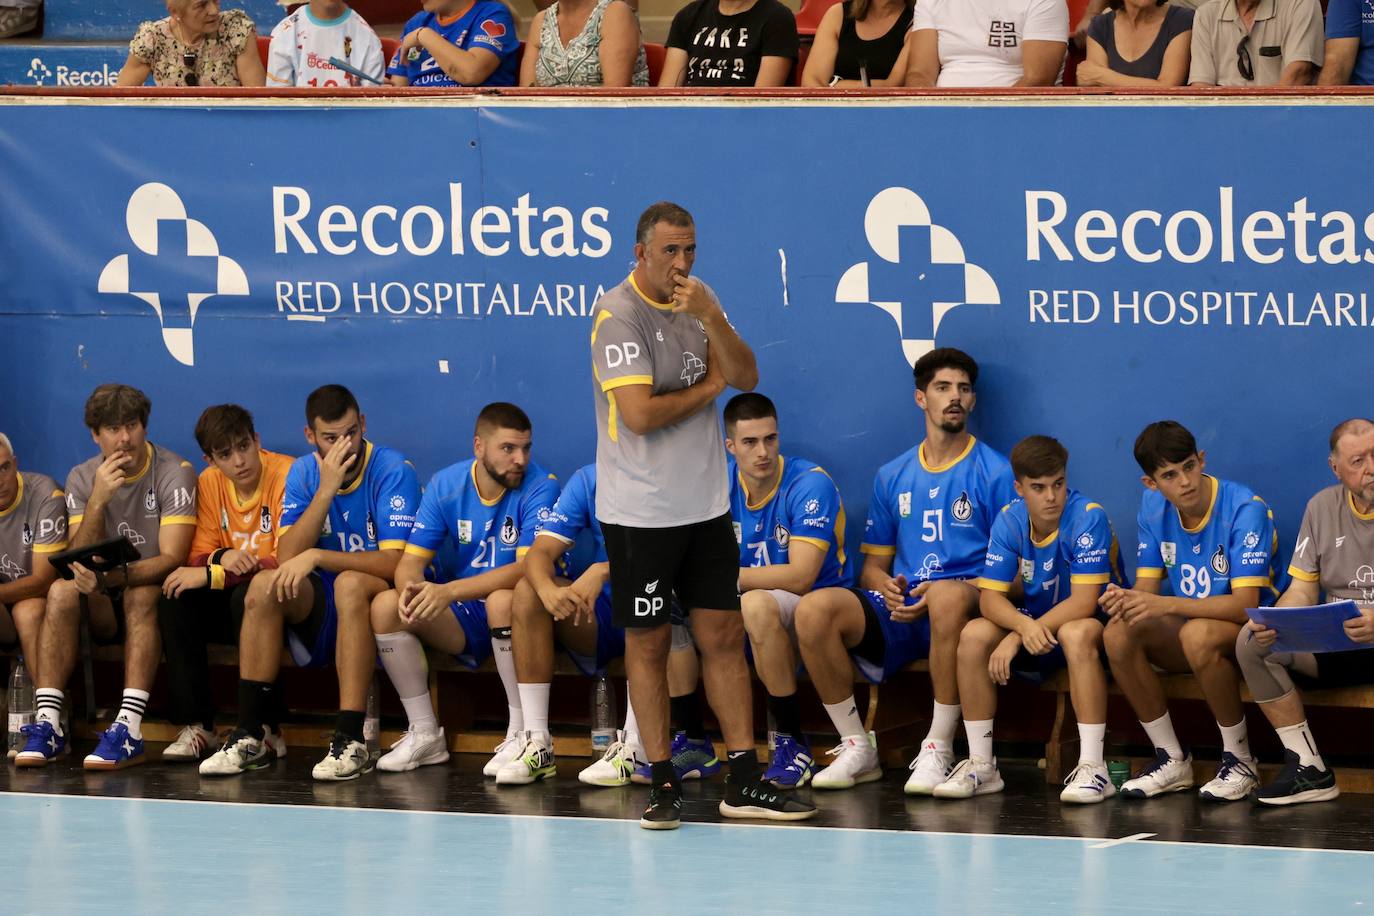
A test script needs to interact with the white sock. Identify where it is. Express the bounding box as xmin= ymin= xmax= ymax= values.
xmin=823 ymin=696 xmax=866 ymax=741
xmin=518 ymin=683 xmax=551 ymax=742
xmin=923 ymin=701 xmax=961 ymax=746
xmin=115 ymin=688 xmax=150 ymax=739
xmin=376 ymin=631 xmax=437 ymax=734
xmin=1218 ymin=719 xmax=1252 ymax=760
xmin=491 ymin=634 xmax=522 ymax=735
xmin=1077 ymin=722 xmax=1107 ymax=766
xmin=623 ymin=692 xmax=640 ymax=747
xmin=1141 ymin=712 xmax=1184 ymax=761
xmin=1276 ymin=721 xmax=1324 ymax=769
xmin=964 ymin=719 xmax=994 ymax=761
xmin=35 ymin=688 xmax=64 ymax=736
xmin=399 ymin=695 xmax=438 ymax=736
